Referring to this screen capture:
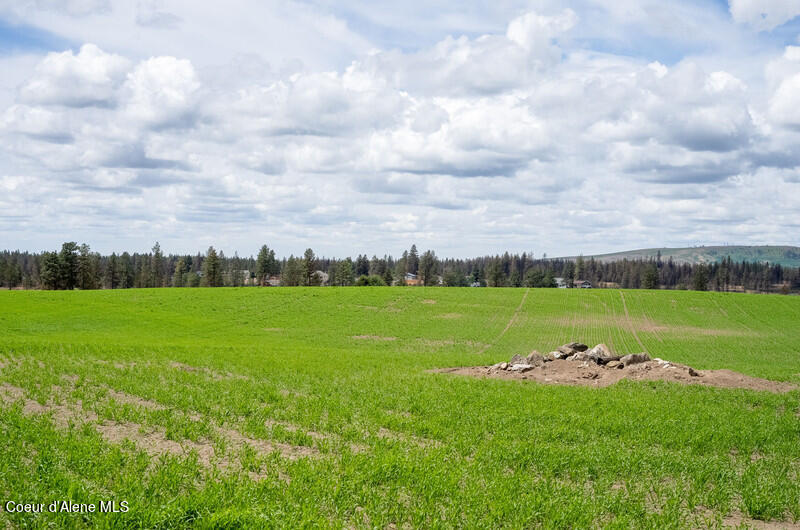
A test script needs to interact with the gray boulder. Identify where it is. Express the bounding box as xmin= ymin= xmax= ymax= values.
xmin=588 ymin=343 xmax=615 ymax=360
xmin=620 ymin=353 xmax=651 ymax=367
xmin=605 ymin=360 xmax=622 ymax=369
xmin=551 ymin=350 xmax=570 ymax=360
xmin=500 ymin=362 xmax=509 ymax=370
xmin=510 ymin=363 xmax=534 ymax=372
xmin=526 ymin=351 xmax=545 ymax=366
xmin=509 ymin=354 xmax=526 ymax=365
xmin=571 ymin=351 xmax=601 ymax=364
xmin=564 ymin=342 xmax=589 ymax=352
